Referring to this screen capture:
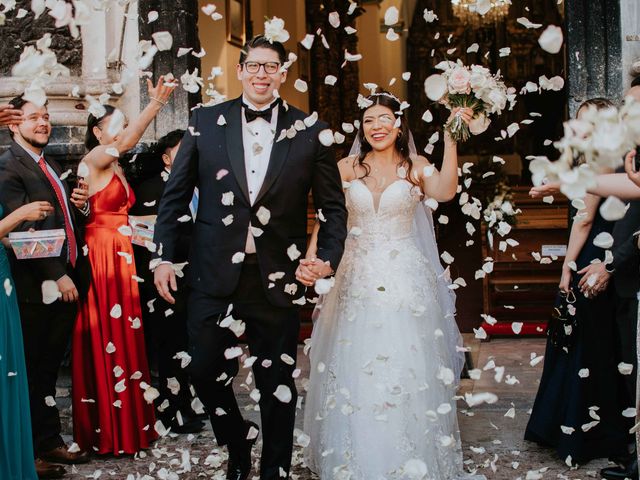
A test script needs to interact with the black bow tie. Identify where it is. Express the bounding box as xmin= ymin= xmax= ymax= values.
xmin=243 ymin=101 xmax=278 ymax=124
